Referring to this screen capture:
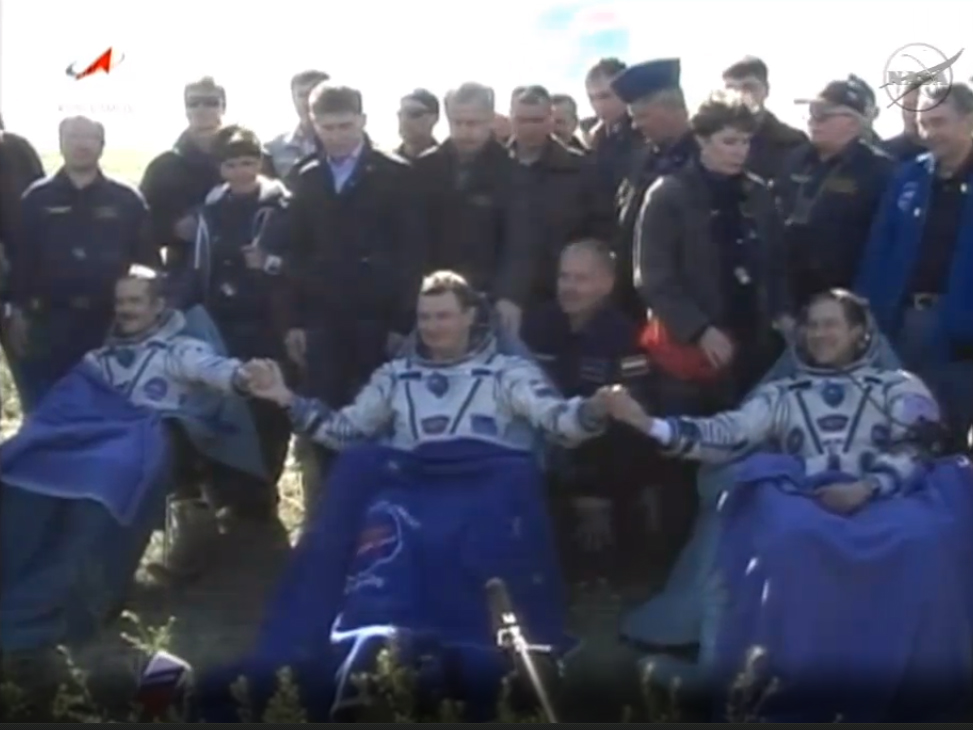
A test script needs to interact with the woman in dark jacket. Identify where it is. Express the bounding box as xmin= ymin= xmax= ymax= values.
xmin=634 ymin=90 xmax=788 ymax=411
